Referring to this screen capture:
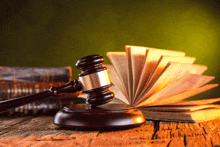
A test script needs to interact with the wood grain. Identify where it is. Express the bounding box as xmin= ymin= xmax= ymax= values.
xmin=0 ymin=116 xmax=219 ymax=146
